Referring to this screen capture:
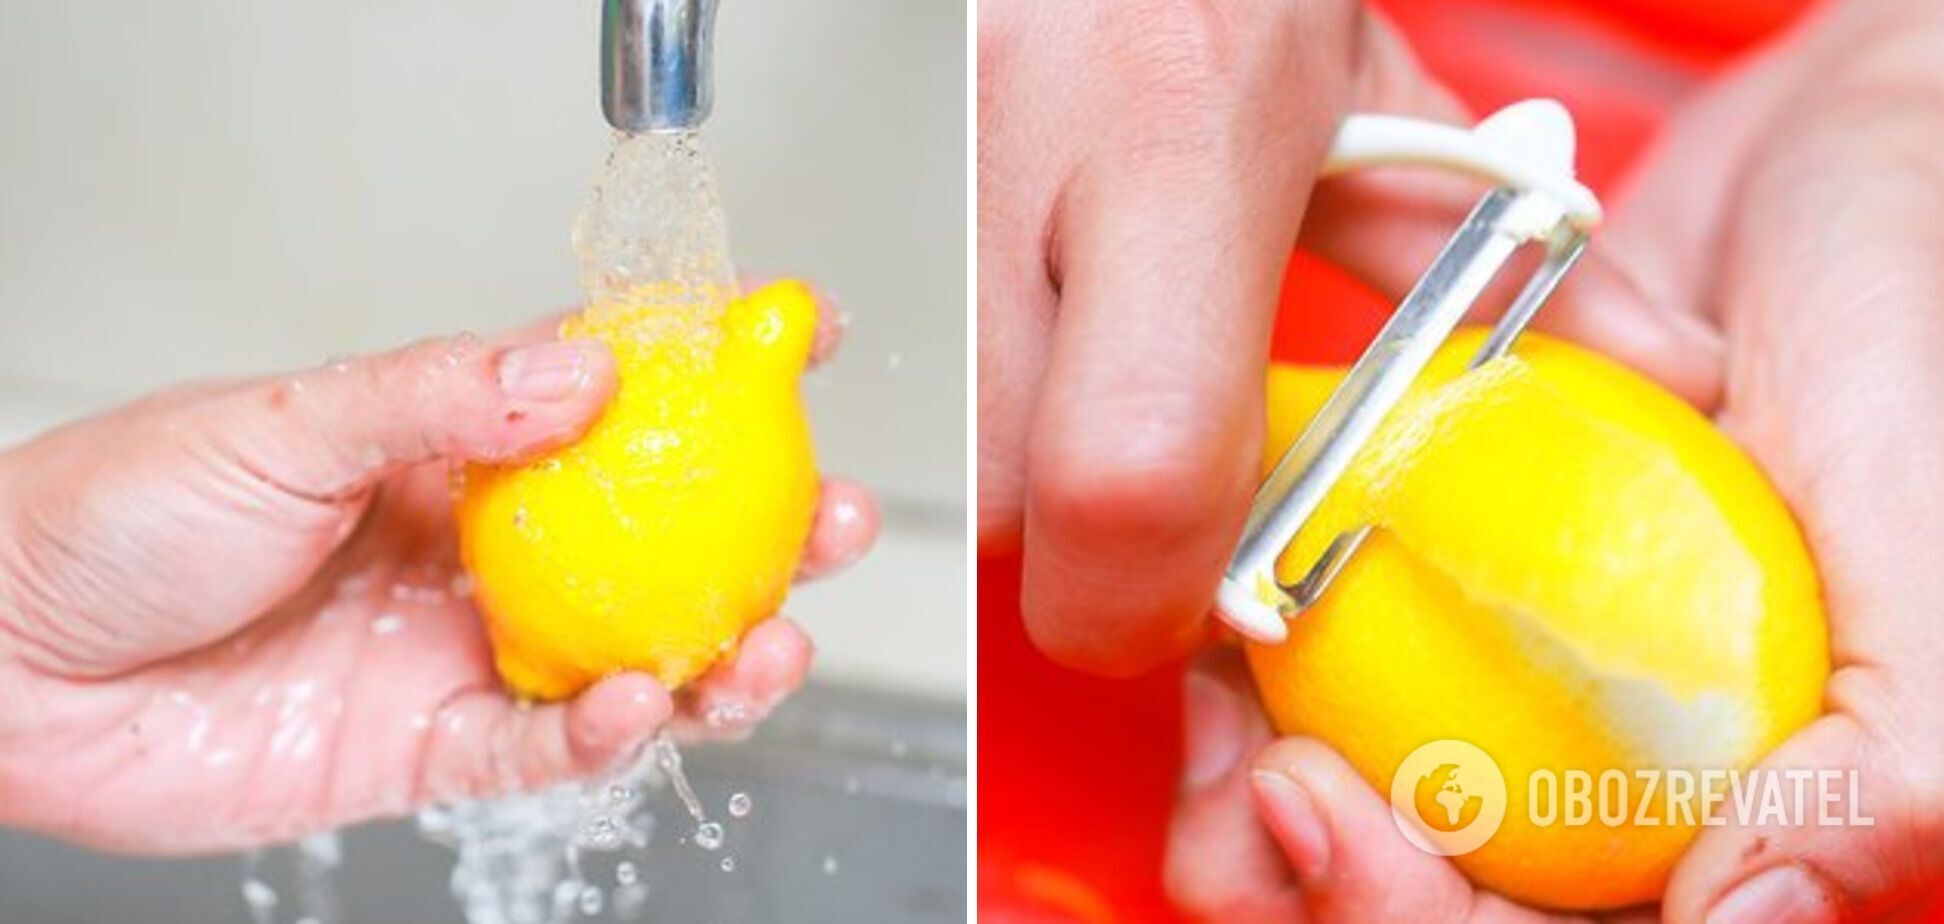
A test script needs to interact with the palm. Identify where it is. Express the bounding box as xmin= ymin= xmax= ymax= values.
xmin=2 ymin=462 xmax=527 ymax=852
